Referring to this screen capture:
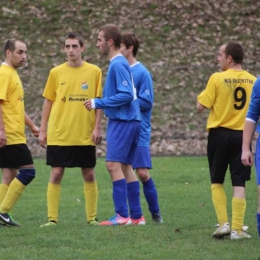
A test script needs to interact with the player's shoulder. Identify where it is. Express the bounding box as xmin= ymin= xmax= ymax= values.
xmin=84 ymin=61 xmax=102 ymax=72
xmin=0 ymin=64 xmax=14 ymax=74
xmin=50 ymin=62 xmax=67 ymax=73
xmin=244 ymin=71 xmax=257 ymax=81
xmin=253 ymin=76 xmax=260 ymax=86
xmin=132 ymin=62 xmax=151 ymax=75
